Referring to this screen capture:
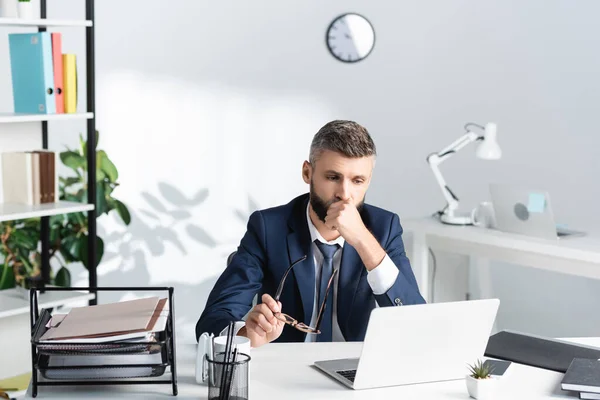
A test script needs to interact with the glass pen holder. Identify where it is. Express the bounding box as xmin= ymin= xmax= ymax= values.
xmin=206 ymin=351 xmax=250 ymax=400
